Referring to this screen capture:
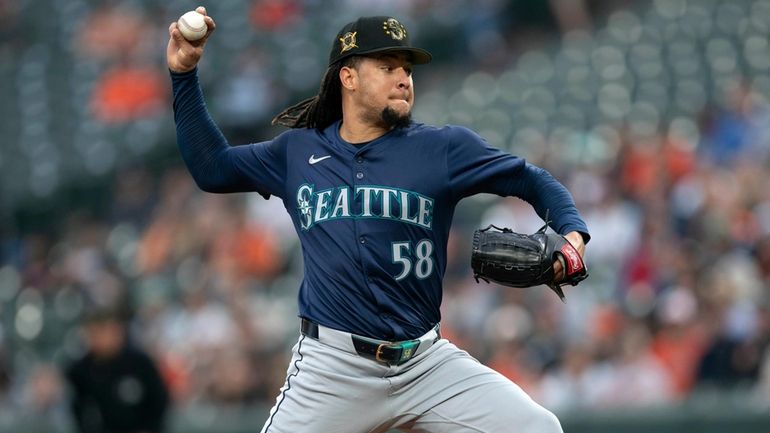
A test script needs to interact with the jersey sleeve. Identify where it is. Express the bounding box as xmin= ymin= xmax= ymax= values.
xmin=171 ymin=68 xmax=287 ymax=199
xmin=445 ymin=125 xmax=527 ymax=199
xmin=446 ymin=125 xmax=590 ymax=240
